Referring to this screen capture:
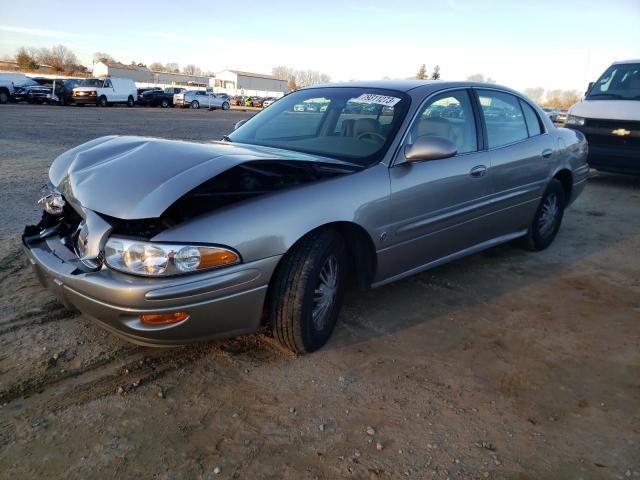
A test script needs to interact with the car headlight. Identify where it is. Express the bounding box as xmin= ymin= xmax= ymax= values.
xmin=566 ymin=114 xmax=585 ymax=126
xmin=38 ymin=186 xmax=65 ymax=215
xmin=104 ymin=237 xmax=240 ymax=276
